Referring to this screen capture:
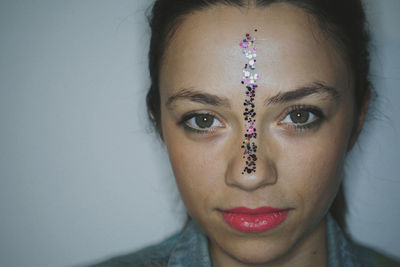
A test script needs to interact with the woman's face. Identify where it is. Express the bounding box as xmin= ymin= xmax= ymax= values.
xmin=160 ymin=3 xmax=358 ymax=265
